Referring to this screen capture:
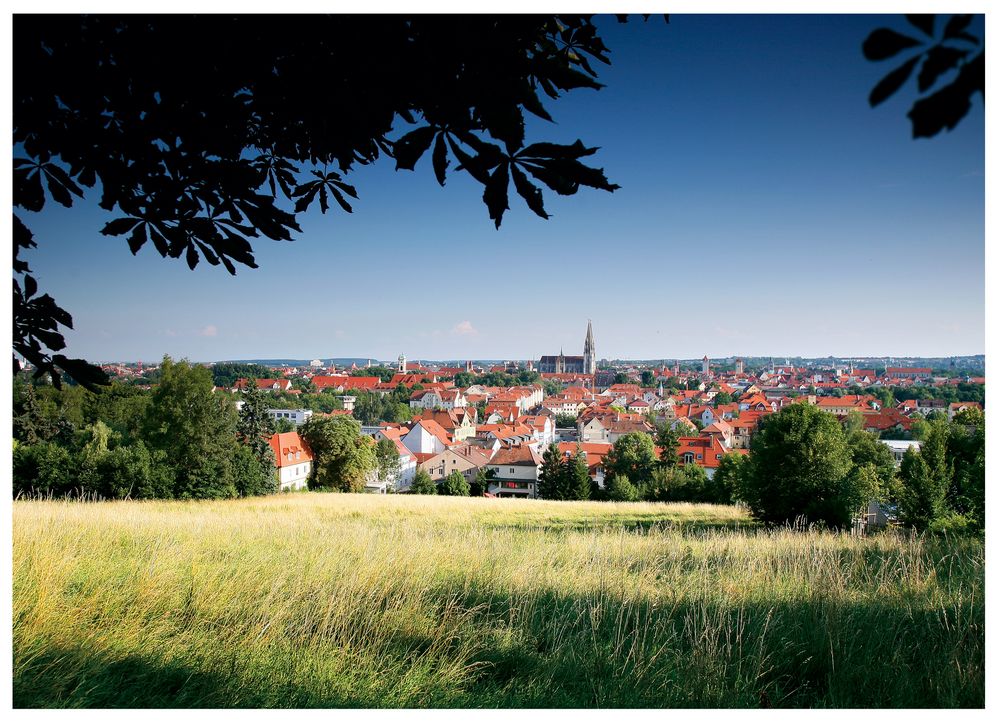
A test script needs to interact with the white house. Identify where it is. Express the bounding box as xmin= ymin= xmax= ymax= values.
xmin=485 ymin=445 xmax=542 ymax=498
xmin=269 ymin=432 xmax=313 ymax=491
xmin=401 ymin=420 xmax=452 ymax=455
